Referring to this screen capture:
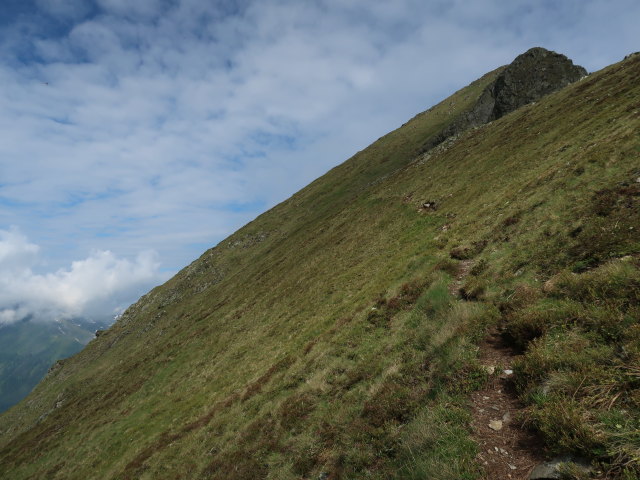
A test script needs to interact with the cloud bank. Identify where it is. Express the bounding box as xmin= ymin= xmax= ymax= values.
xmin=0 ymin=228 xmax=165 ymax=325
